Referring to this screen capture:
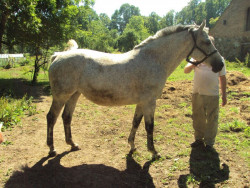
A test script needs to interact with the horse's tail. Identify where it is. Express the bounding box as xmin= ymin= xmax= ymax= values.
xmin=65 ymin=39 xmax=78 ymax=51
xmin=51 ymin=54 xmax=57 ymax=63
xmin=50 ymin=39 xmax=78 ymax=67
